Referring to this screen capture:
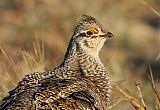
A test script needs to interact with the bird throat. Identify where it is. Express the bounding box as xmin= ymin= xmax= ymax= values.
xmin=63 ymin=38 xmax=105 ymax=71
